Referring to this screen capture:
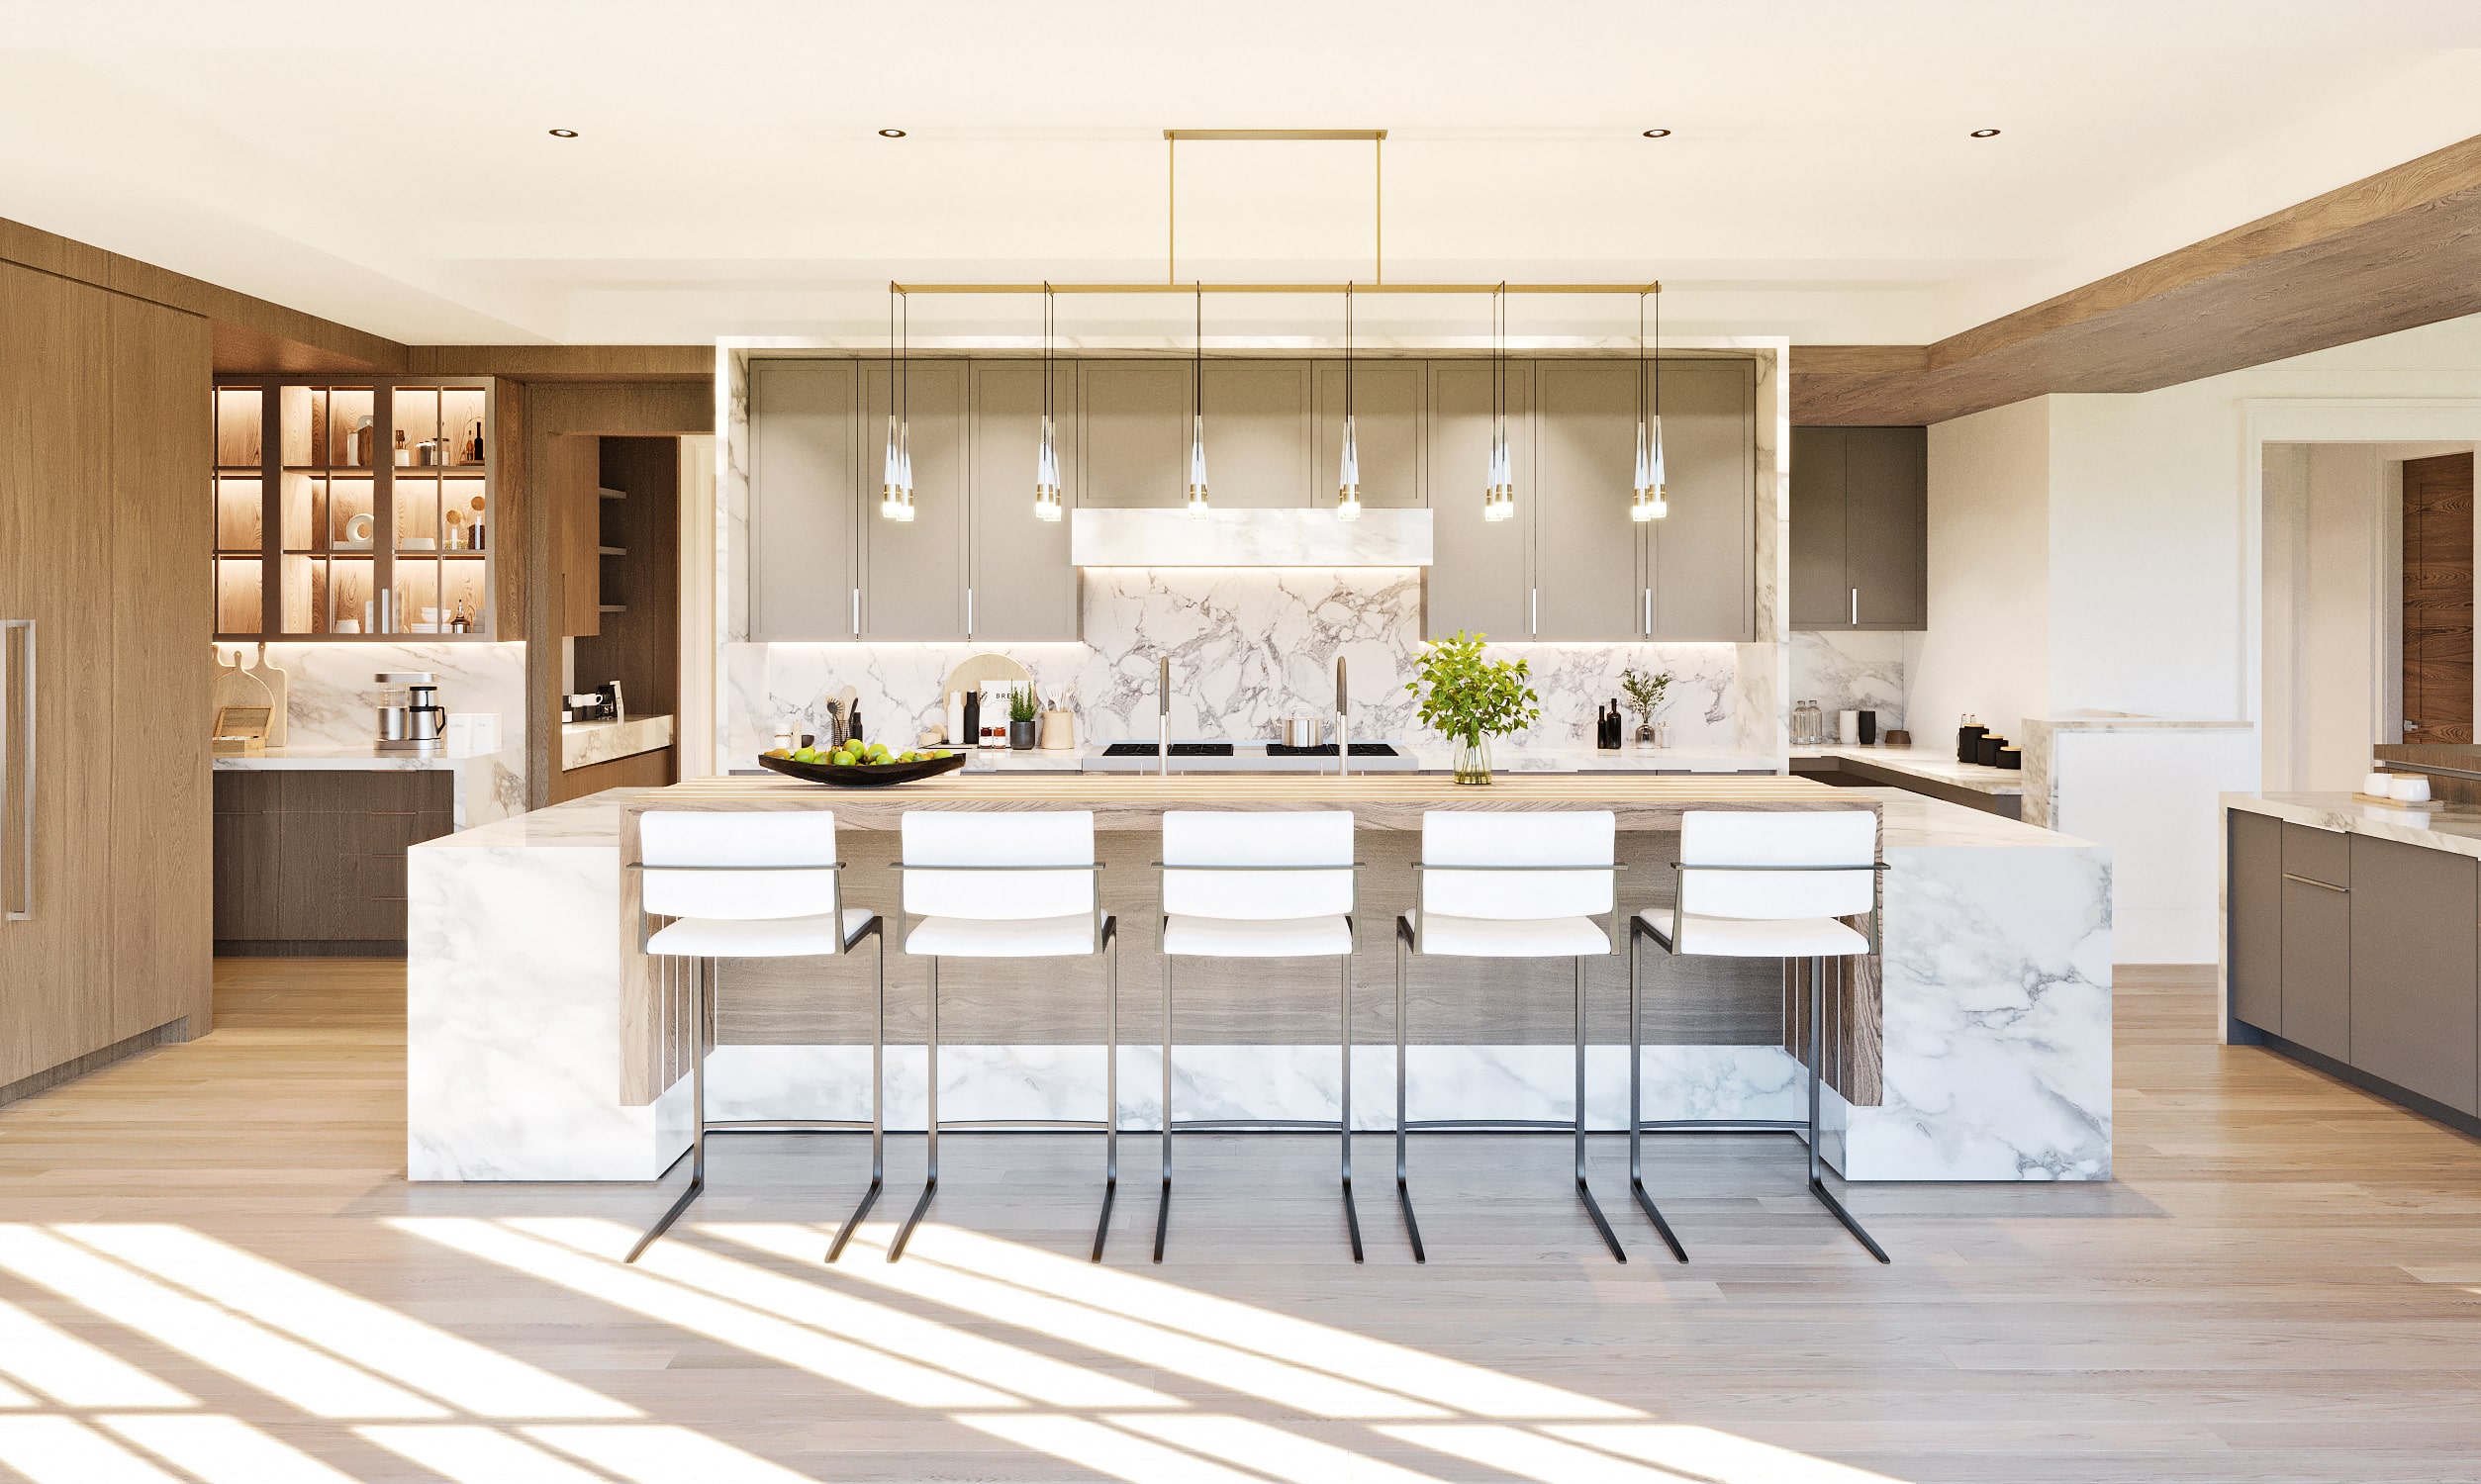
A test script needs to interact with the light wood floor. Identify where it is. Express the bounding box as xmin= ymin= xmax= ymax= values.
xmin=0 ymin=962 xmax=2477 ymax=1483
